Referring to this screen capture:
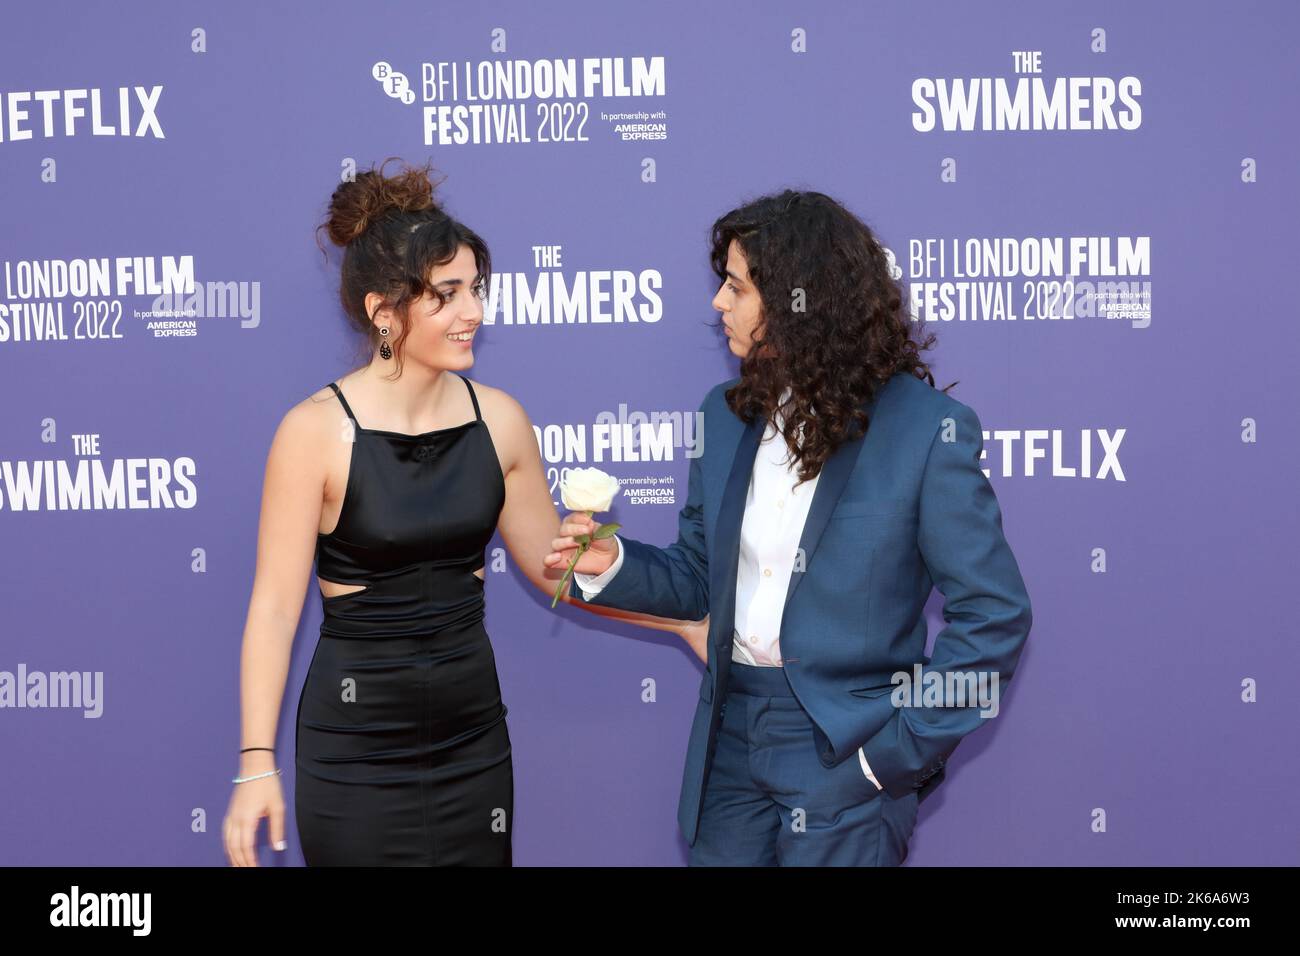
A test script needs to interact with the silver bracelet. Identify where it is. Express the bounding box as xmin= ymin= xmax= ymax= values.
xmin=232 ymin=768 xmax=283 ymax=784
